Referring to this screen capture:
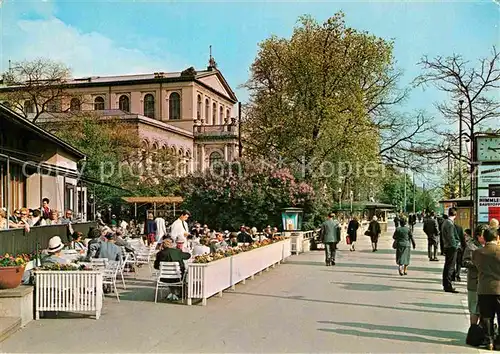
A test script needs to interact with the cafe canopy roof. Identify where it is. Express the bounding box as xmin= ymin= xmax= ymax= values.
xmin=122 ymin=196 xmax=183 ymax=204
